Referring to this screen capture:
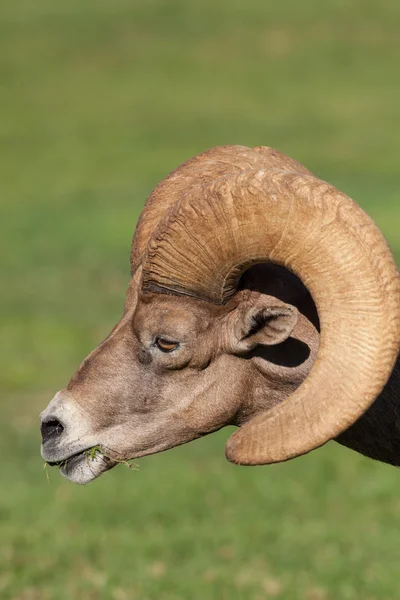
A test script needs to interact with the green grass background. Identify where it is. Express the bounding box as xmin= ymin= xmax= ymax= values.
xmin=1 ymin=1 xmax=400 ymax=598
